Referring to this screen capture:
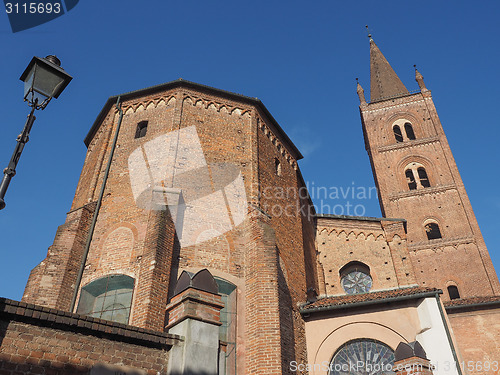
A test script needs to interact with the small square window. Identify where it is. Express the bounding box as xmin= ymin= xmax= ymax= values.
xmin=135 ymin=121 xmax=148 ymax=139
